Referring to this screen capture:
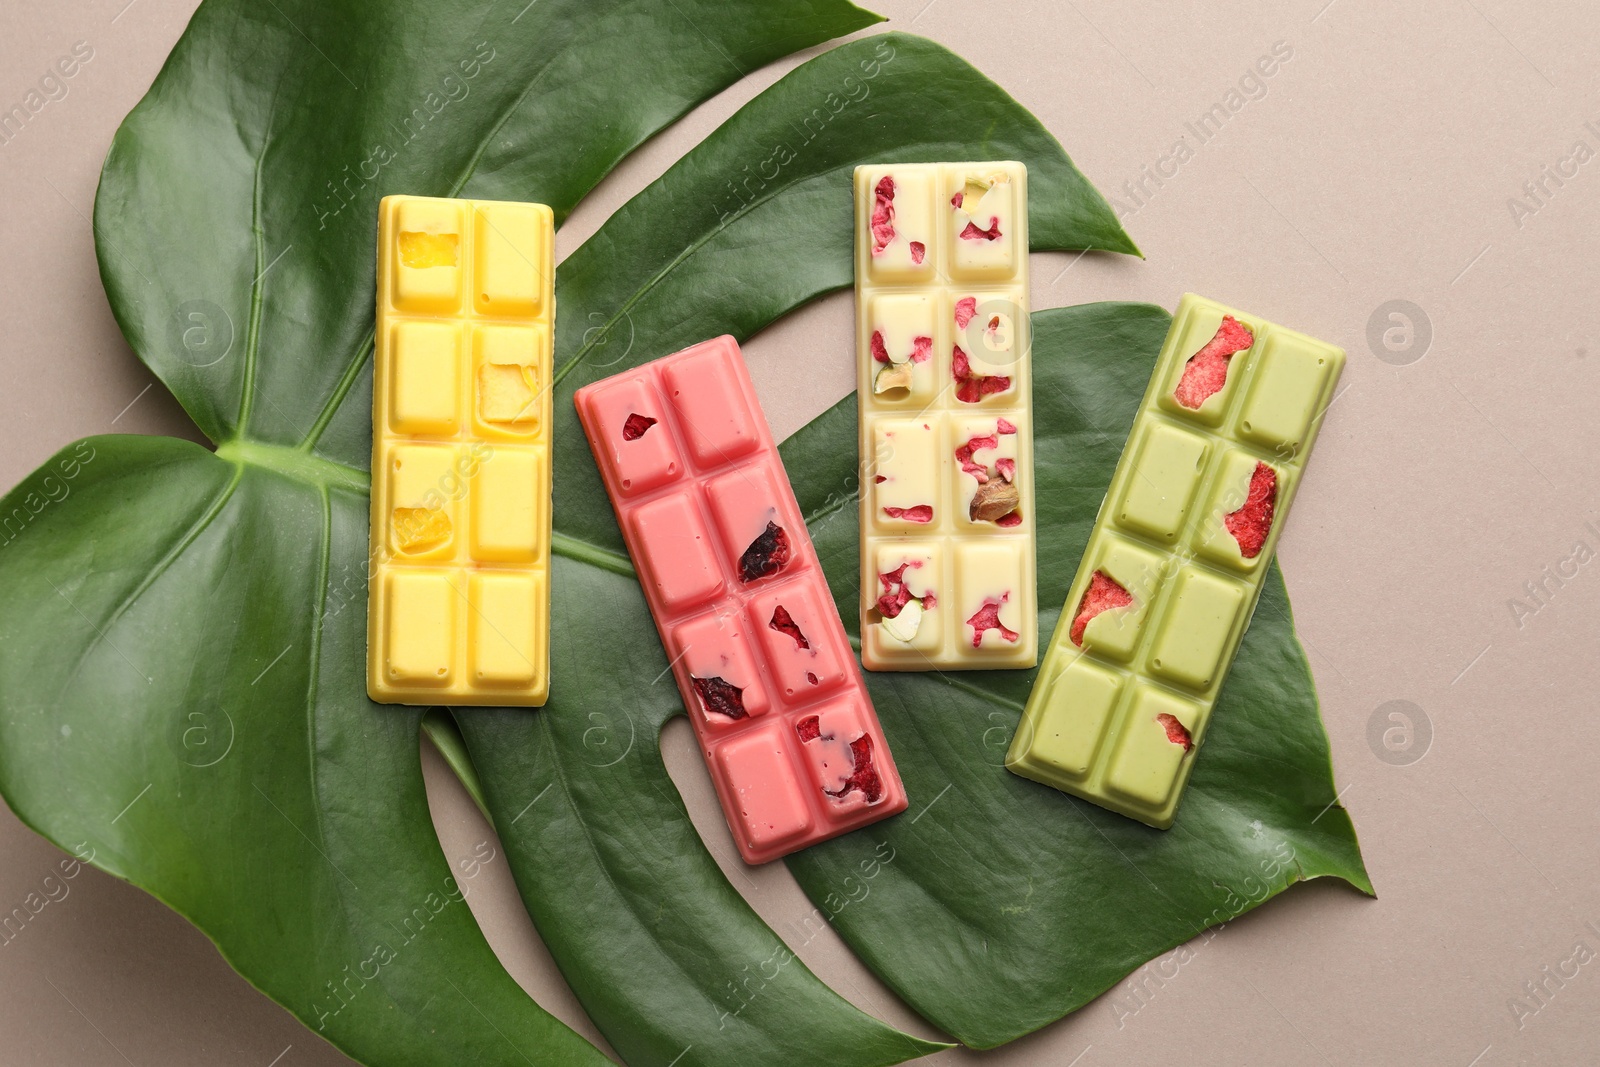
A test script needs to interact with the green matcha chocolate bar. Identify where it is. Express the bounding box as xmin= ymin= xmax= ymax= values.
xmin=1005 ymin=294 xmax=1344 ymax=828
